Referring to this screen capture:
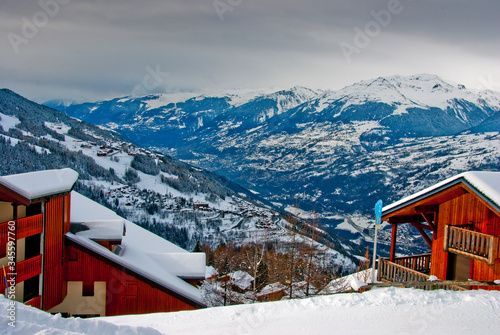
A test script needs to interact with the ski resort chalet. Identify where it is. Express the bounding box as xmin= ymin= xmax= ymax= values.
xmin=379 ymin=171 xmax=500 ymax=289
xmin=0 ymin=168 xmax=206 ymax=317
